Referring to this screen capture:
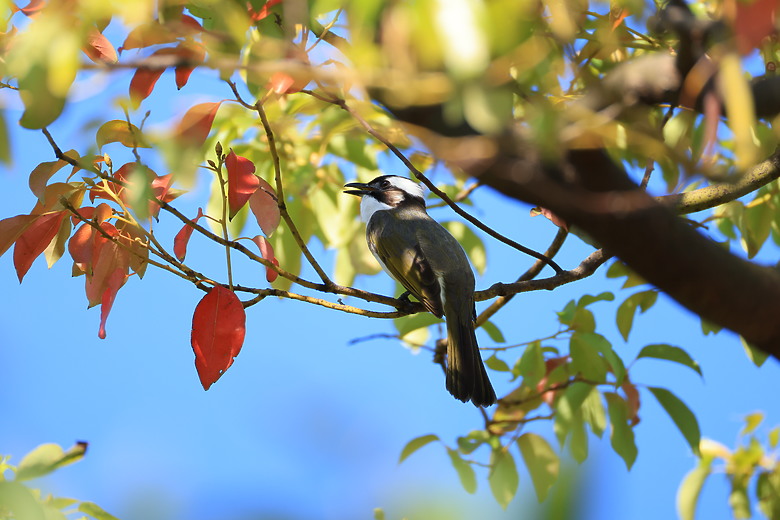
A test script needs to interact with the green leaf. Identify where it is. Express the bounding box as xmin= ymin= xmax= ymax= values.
xmin=741 ymin=336 xmax=769 ymax=367
xmin=569 ymin=332 xmax=608 ymax=383
xmin=730 ymin=477 xmax=752 ymax=519
xmin=741 ymin=195 xmax=772 ymax=258
xmin=457 ymin=430 xmax=490 ymax=455
xmin=96 ymin=120 xmax=149 ymax=149
xmin=581 ymin=386 xmax=607 ymax=438
xmin=15 ymin=442 xmax=87 ymax=481
xmin=373 ymin=508 xmax=386 ymax=520
xmin=488 ymin=448 xmax=519 ymax=509
xmin=399 ymin=434 xmax=439 ymax=464
xmin=741 ymin=412 xmax=764 ymax=436
xmin=0 ymin=110 xmax=10 ymax=165
xmin=605 ymin=392 xmax=638 ymax=470
xmin=769 ymin=427 xmax=780 ymax=449
xmin=394 ymin=312 xmax=440 ymax=338
xmin=577 ymin=291 xmax=614 ymax=307
xmin=447 ymin=448 xmax=477 ymax=494
xmin=485 ymin=354 xmax=511 ymax=372
xmin=575 ymin=331 xmax=625 ymax=384
xmin=553 ymin=382 xmax=592 ymax=447
xmin=517 ymin=433 xmax=560 ymax=501
xmin=569 ymin=412 xmax=589 ymax=463
xmin=441 ymin=221 xmax=487 ymax=275
xmin=648 ymin=387 xmax=701 ymax=456
xmin=616 ymin=290 xmax=658 ymax=341
xmin=636 ymin=344 xmax=702 ymax=377
xmin=0 ymin=481 xmax=45 ymax=520
xmin=78 ymin=501 xmax=121 ymax=520
xmin=513 ymin=340 xmax=545 ymax=386
xmin=605 ymin=260 xmax=647 ymax=288
xmin=676 ymin=458 xmax=713 ymax=520
xmin=756 ymin=469 xmax=780 ymax=519
xmin=481 ymin=320 xmax=505 ymax=343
